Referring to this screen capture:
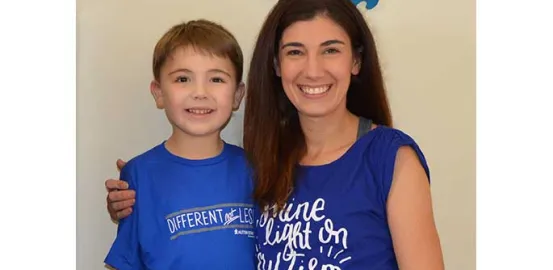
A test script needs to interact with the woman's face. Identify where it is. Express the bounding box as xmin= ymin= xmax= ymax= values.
xmin=277 ymin=14 xmax=360 ymax=118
